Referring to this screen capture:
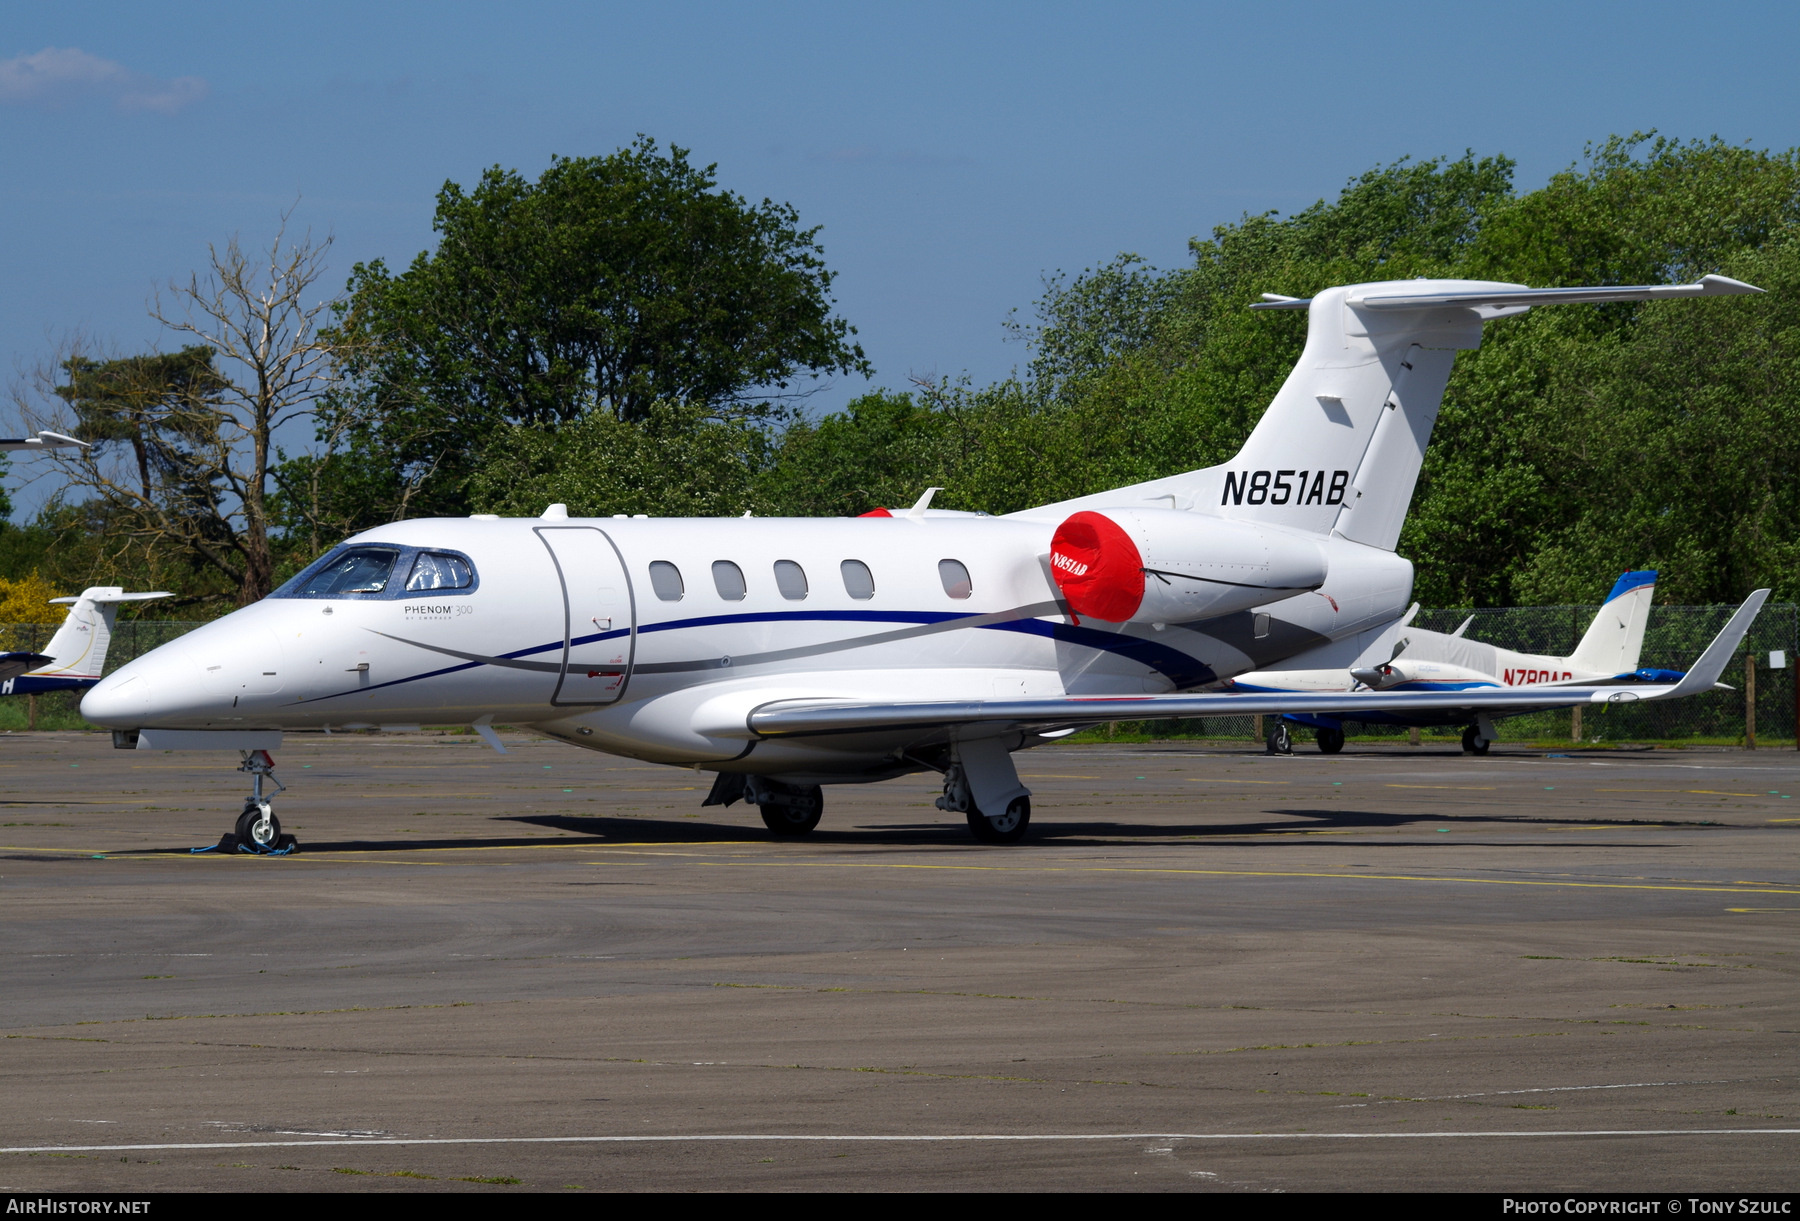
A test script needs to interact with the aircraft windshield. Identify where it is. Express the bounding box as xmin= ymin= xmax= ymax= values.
xmin=406 ymin=552 xmax=474 ymax=591
xmin=293 ymin=548 xmax=401 ymax=597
